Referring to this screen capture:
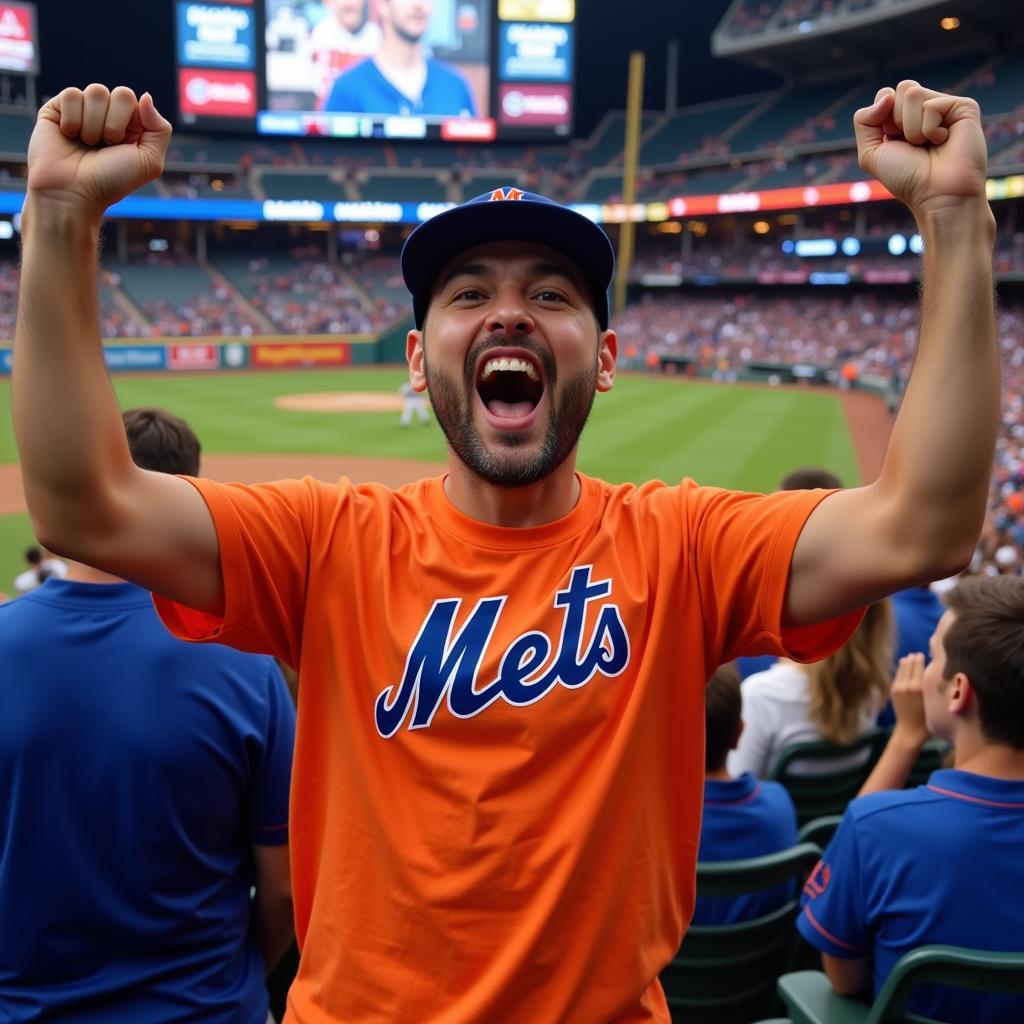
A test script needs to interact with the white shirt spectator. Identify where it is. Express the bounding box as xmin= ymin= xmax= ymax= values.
xmin=727 ymin=659 xmax=878 ymax=778
xmin=310 ymin=13 xmax=382 ymax=106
